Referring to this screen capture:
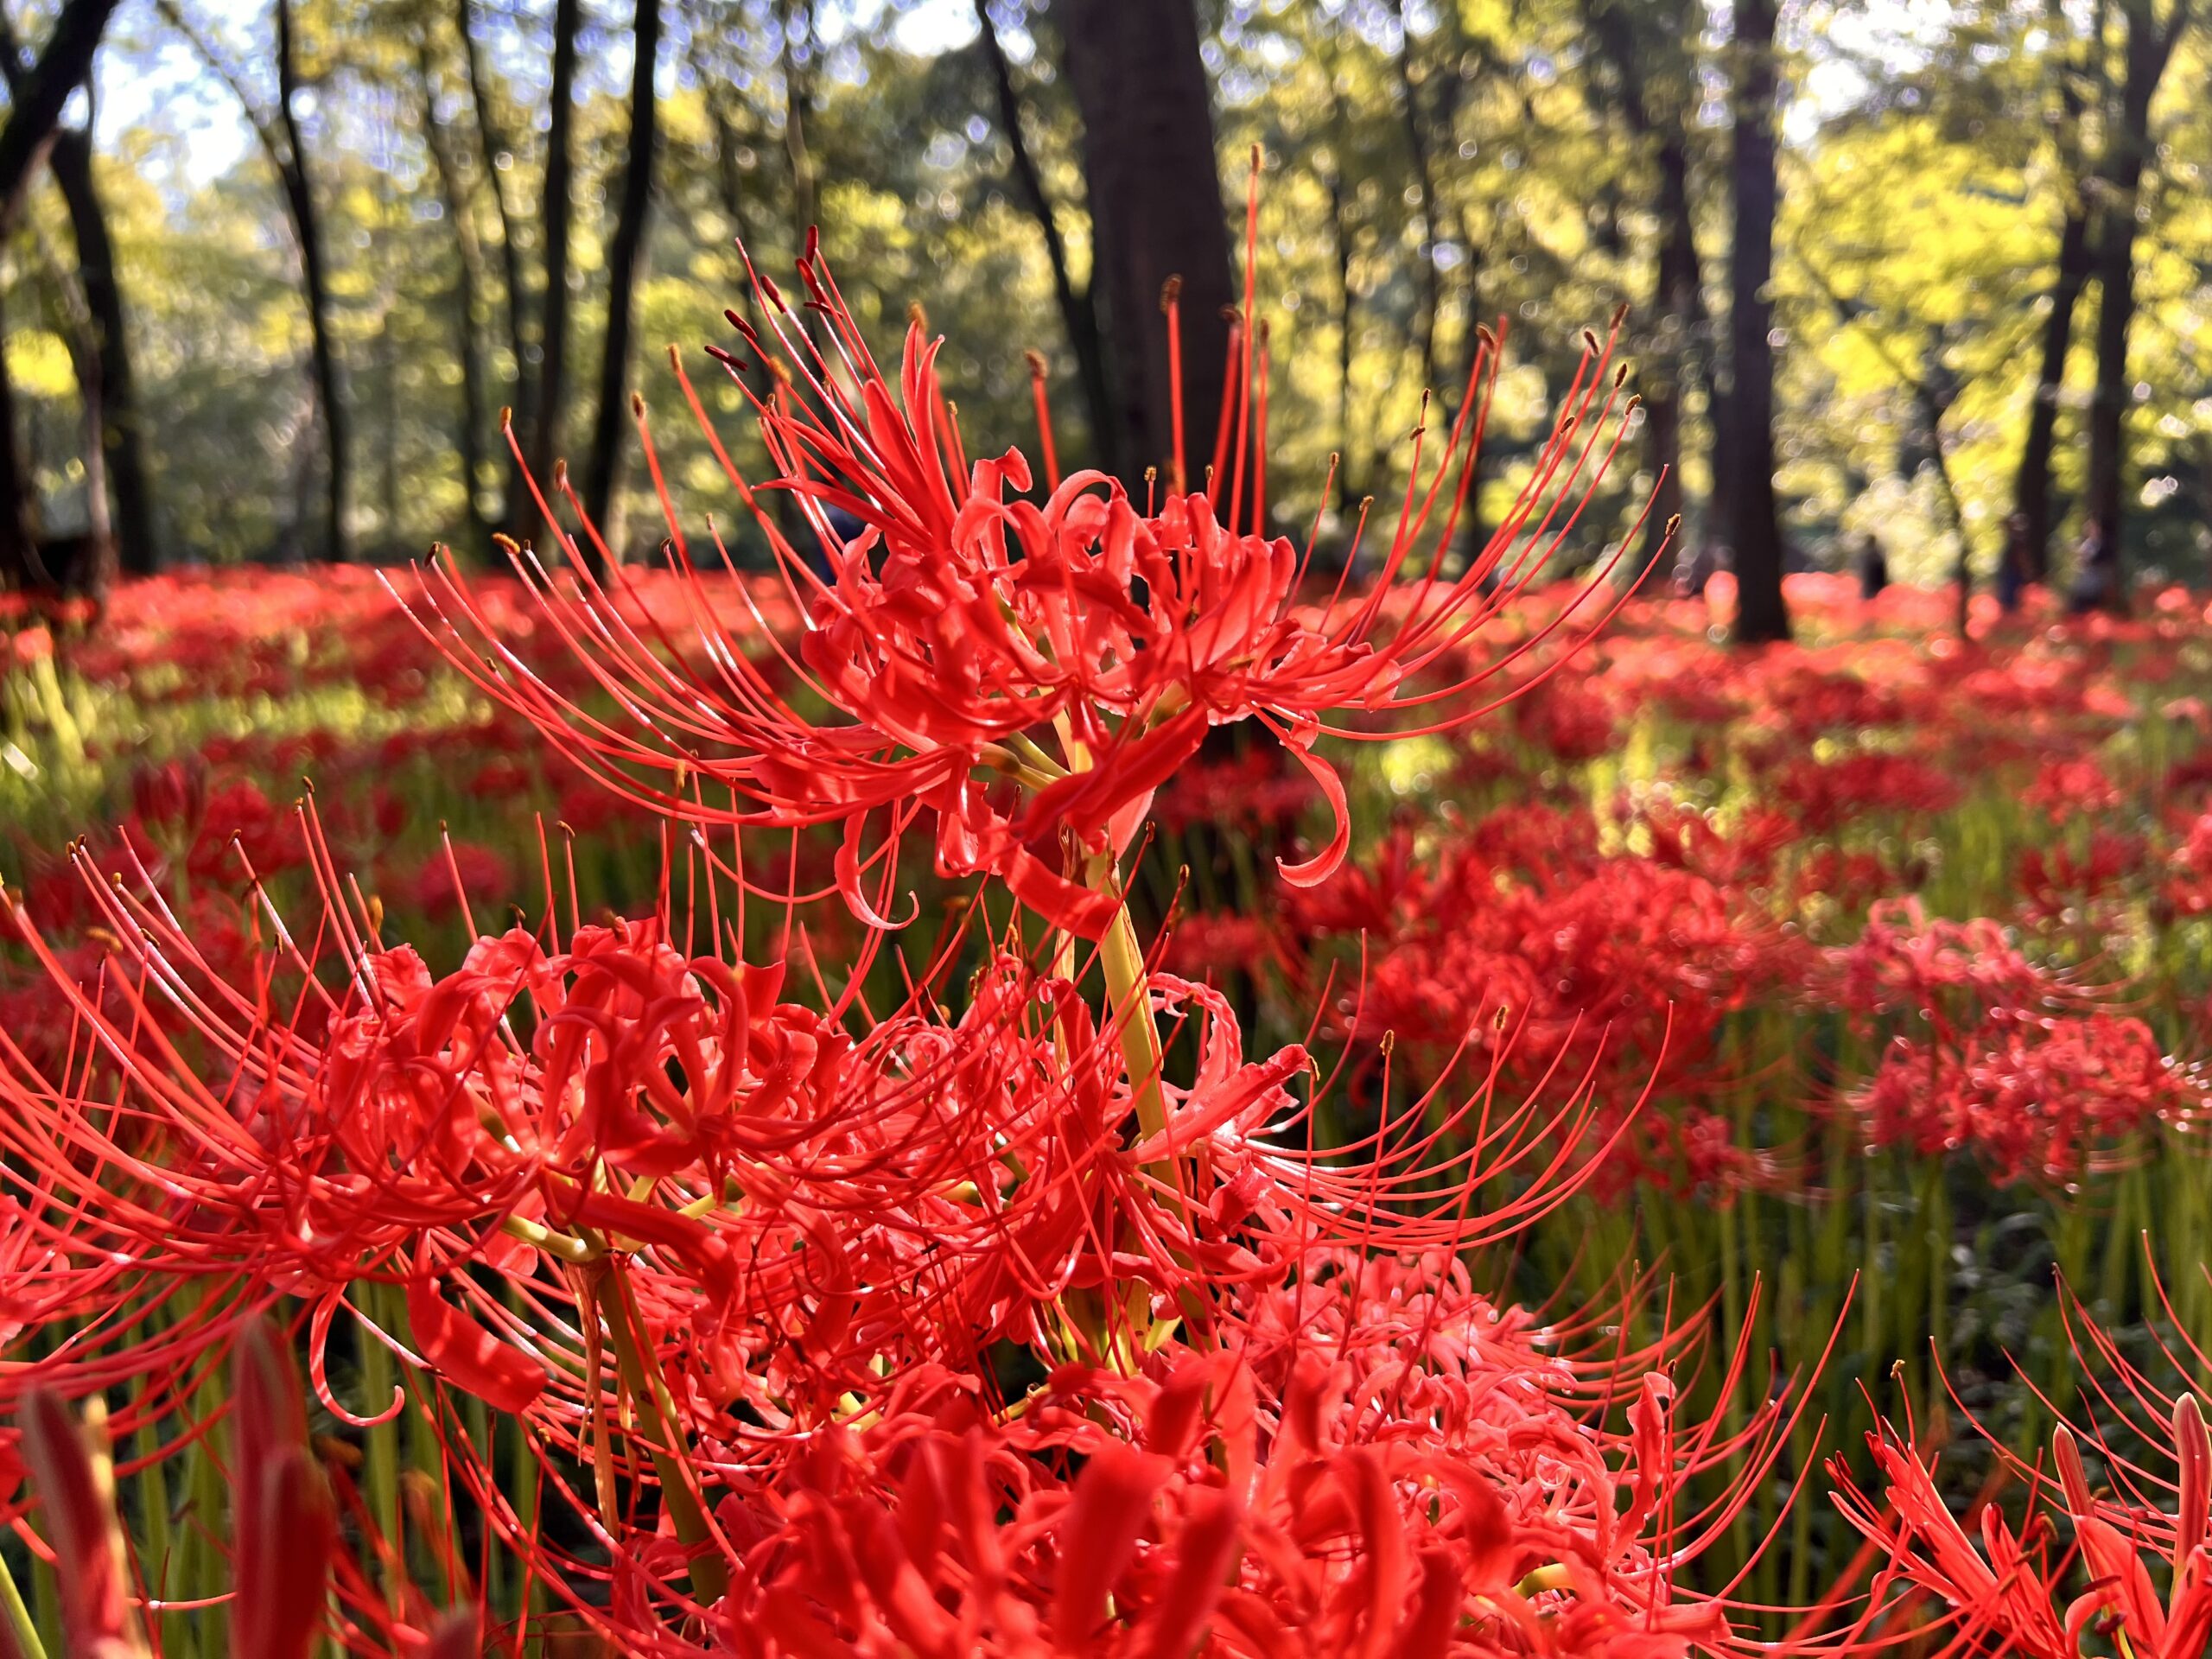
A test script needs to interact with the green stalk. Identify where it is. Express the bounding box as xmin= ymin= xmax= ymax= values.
xmin=594 ymin=1263 xmax=728 ymax=1604
xmin=0 ymin=1554 xmax=44 ymax=1659
xmin=359 ymin=1287 xmax=403 ymax=1605
xmin=1092 ymin=852 xmax=1170 ymax=1148
xmin=131 ymin=1382 xmax=173 ymax=1656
